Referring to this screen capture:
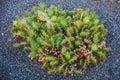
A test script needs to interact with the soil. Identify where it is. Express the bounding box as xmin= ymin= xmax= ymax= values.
xmin=0 ymin=0 xmax=120 ymax=80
